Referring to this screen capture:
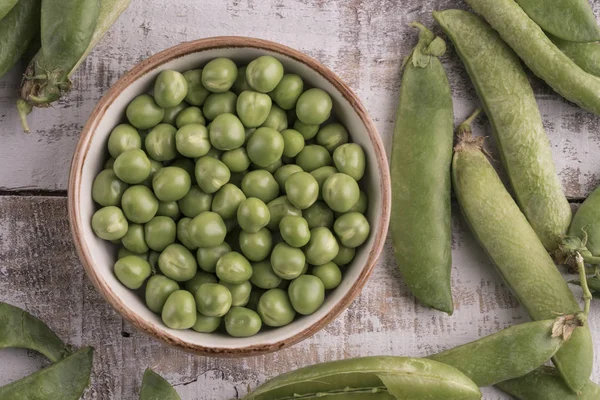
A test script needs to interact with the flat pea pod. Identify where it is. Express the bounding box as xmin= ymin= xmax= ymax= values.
xmin=513 ymin=0 xmax=600 ymax=42
xmin=550 ymin=36 xmax=600 ymax=78
xmin=0 ymin=0 xmax=41 ymax=79
xmin=244 ymin=356 xmax=481 ymax=400
xmin=0 ymin=347 xmax=93 ymax=400
xmin=0 ymin=302 xmax=70 ymax=362
xmin=0 ymin=0 xmax=19 ymax=21
xmin=462 ymin=0 xmax=600 ymax=116
xmin=391 ymin=23 xmax=453 ymax=315
xmin=434 ymin=10 xmax=571 ymax=252
xmin=139 ymin=368 xmax=181 ymax=400
xmin=497 ymin=367 xmax=600 ymax=400
xmin=568 ymin=186 xmax=600 ymax=256
xmin=452 ymin=123 xmax=593 ymax=393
